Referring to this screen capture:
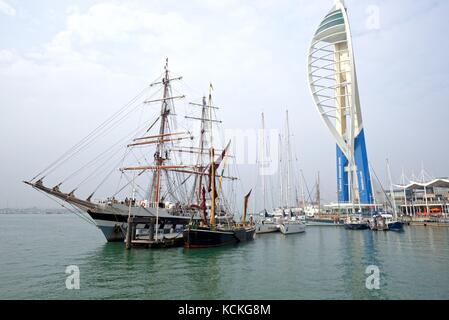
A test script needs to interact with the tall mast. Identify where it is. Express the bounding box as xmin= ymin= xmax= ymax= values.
xmin=151 ymin=58 xmax=171 ymax=206
xmin=194 ymin=96 xmax=208 ymax=205
xmin=261 ymin=112 xmax=266 ymax=211
xmin=316 ymin=171 xmax=321 ymax=214
xmin=286 ymin=110 xmax=291 ymax=208
xmin=300 ymin=169 xmax=306 ymax=210
xmin=402 ymin=167 xmax=408 ymax=216
xmin=386 ymin=159 xmax=397 ymax=219
xmin=278 ymin=133 xmax=283 ymax=208
xmin=208 ymin=84 xmax=216 ymax=227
